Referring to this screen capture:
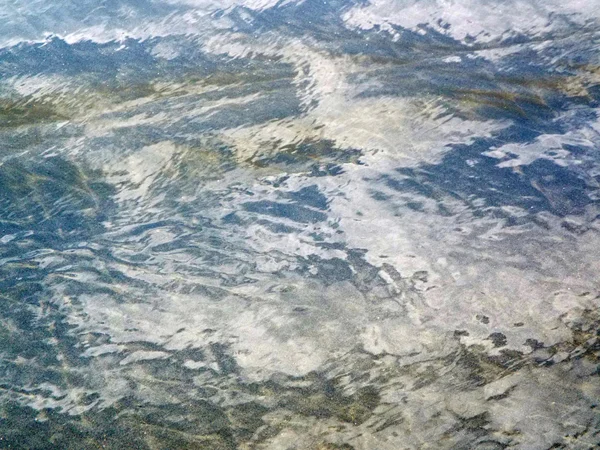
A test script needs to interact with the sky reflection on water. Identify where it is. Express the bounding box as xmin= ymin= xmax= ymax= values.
xmin=1 ymin=1 xmax=600 ymax=448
